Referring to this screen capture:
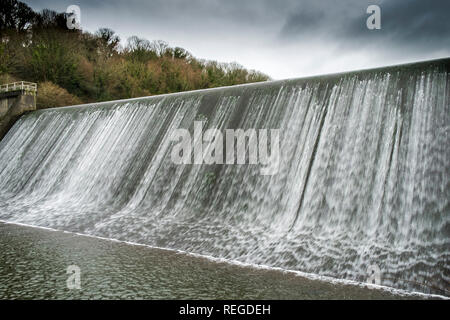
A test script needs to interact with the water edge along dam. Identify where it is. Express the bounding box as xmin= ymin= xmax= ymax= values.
xmin=0 ymin=58 xmax=449 ymax=297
